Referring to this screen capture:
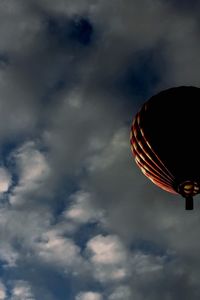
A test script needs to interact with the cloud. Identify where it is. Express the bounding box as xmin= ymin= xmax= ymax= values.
xmin=86 ymin=127 xmax=128 ymax=172
xmin=0 ymin=0 xmax=41 ymax=54
xmin=36 ymin=229 xmax=86 ymax=275
xmin=75 ymin=291 xmax=103 ymax=300
xmin=37 ymin=0 xmax=94 ymax=16
xmin=0 ymin=281 xmax=6 ymax=300
xmin=0 ymin=242 xmax=19 ymax=267
xmin=9 ymin=141 xmax=50 ymax=205
xmin=10 ymin=280 xmax=35 ymax=300
xmin=0 ymin=66 xmax=38 ymax=139
xmin=0 ymin=0 xmax=200 ymax=299
xmin=0 ymin=167 xmax=11 ymax=193
xmin=108 ymin=286 xmax=131 ymax=300
xmin=12 ymin=141 xmax=50 ymax=184
xmin=131 ymin=251 xmax=164 ymax=274
xmin=86 ymin=234 xmax=129 ymax=282
xmin=64 ymin=190 xmax=105 ymax=224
